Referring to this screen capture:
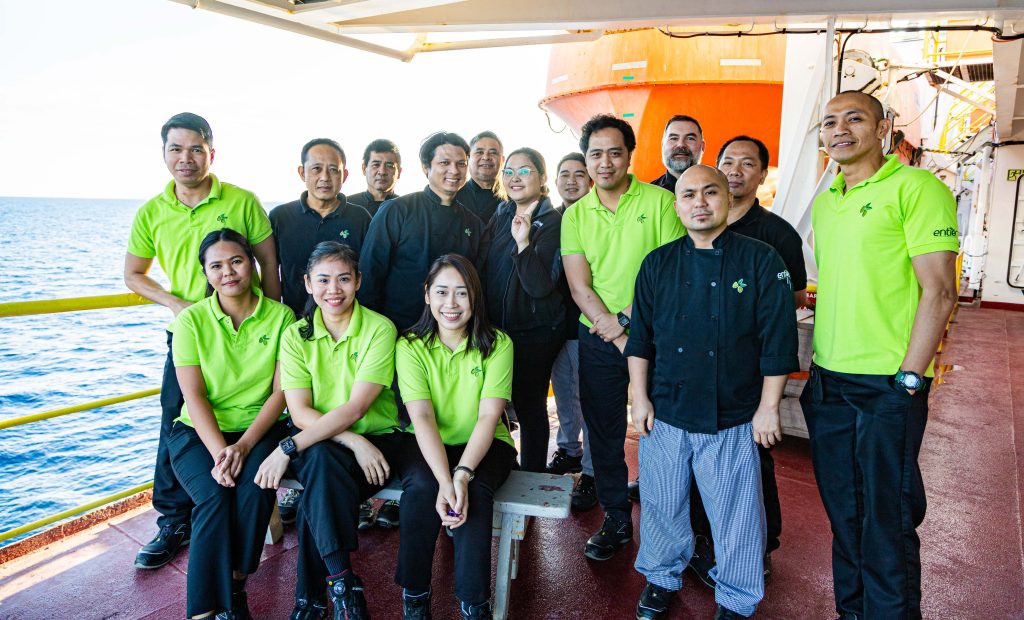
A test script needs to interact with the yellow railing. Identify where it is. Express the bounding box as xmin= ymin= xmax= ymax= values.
xmin=1 ymin=292 xmax=162 ymax=545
